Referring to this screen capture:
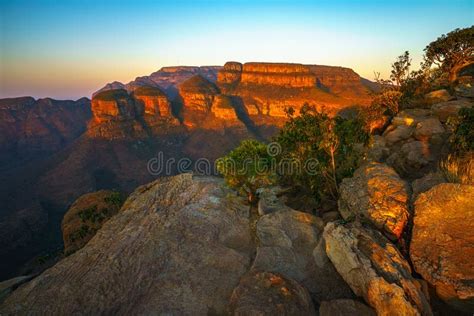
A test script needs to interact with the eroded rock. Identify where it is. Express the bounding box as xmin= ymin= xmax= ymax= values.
xmin=323 ymin=222 xmax=432 ymax=315
xmin=1 ymin=174 xmax=254 ymax=315
xmin=411 ymin=183 xmax=474 ymax=313
xmin=338 ymin=162 xmax=410 ymax=240
xmin=252 ymin=210 xmax=354 ymax=302
xmin=229 ymin=271 xmax=316 ymax=315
